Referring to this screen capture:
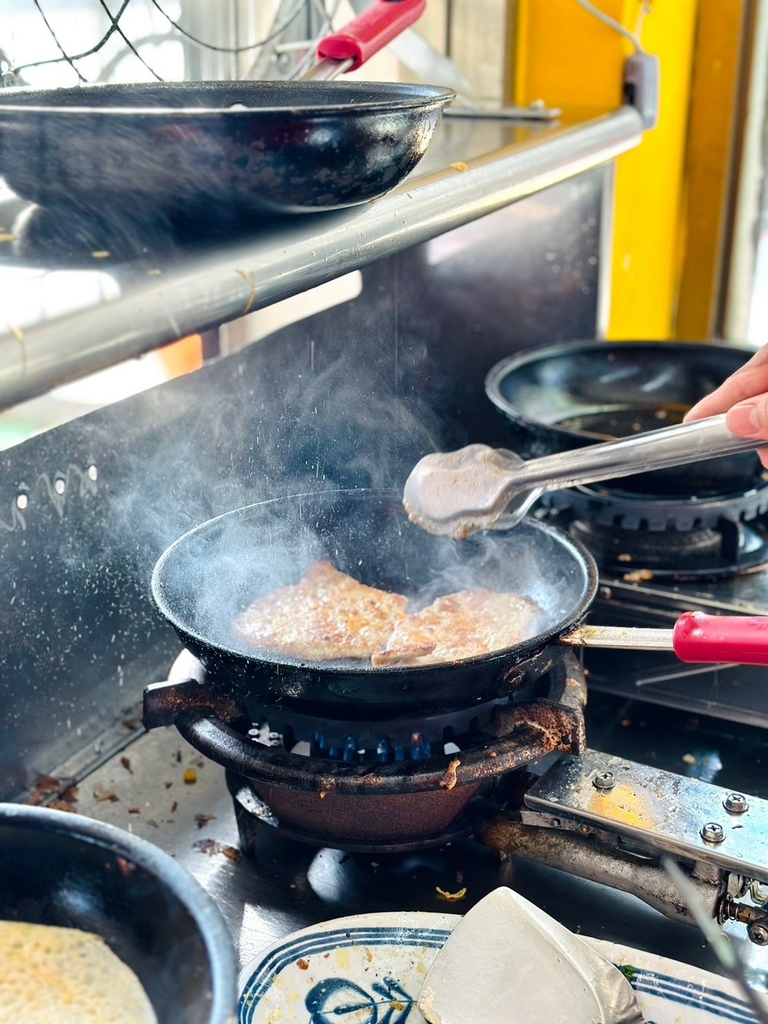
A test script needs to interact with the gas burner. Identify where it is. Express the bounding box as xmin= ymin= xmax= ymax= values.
xmin=144 ymin=648 xmax=768 ymax=946
xmin=146 ymin=649 xmax=587 ymax=849
xmin=226 ymin=771 xmax=479 ymax=853
xmin=167 ymin=648 xmax=544 ymax=762
xmin=544 ymin=480 xmax=768 ymax=531
xmin=568 ymin=516 xmax=768 ymax=579
xmin=541 ymin=486 xmax=768 ymax=579
xmin=246 ymin=699 xmax=512 ymax=764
